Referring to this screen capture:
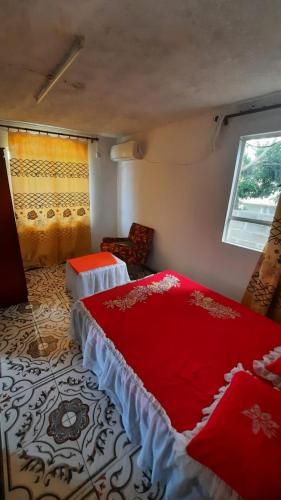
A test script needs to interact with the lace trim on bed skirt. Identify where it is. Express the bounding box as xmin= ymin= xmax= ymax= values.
xmin=253 ymin=346 xmax=281 ymax=389
xmin=183 ymin=364 xmax=247 ymax=500
xmin=70 ymin=300 xmax=248 ymax=499
xmin=70 ymin=300 xmax=193 ymax=499
xmin=79 ymin=300 xmax=176 ymax=427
